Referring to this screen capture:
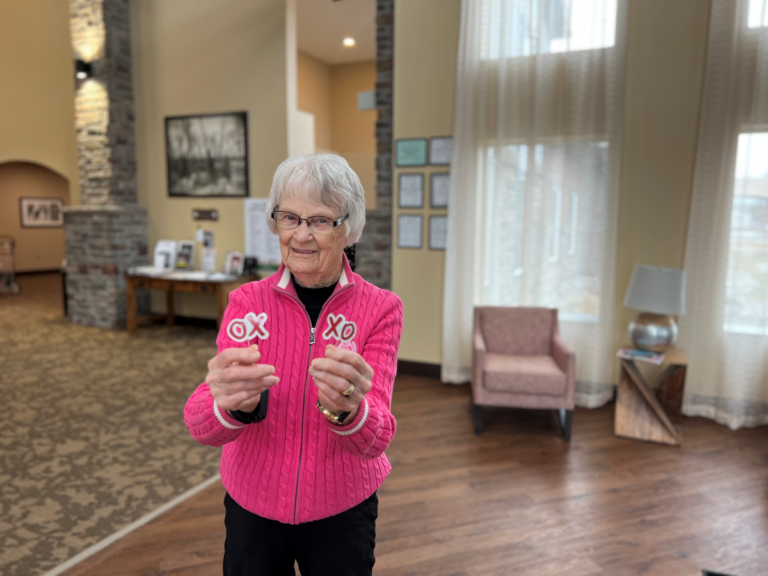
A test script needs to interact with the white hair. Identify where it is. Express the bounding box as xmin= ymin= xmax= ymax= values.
xmin=265 ymin=154 xmax=366 ymax=246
